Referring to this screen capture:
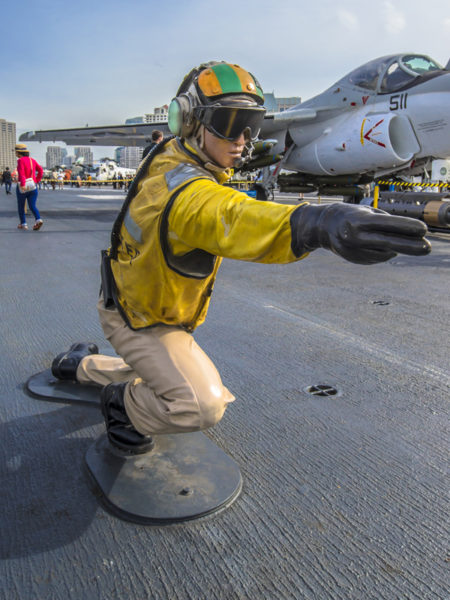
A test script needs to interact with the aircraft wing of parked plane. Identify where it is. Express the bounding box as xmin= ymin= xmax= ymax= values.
xmin=21 ymin=53 xmax=450 ymax=197
xmin=18 ymin=108 xmax=322 ymax=146
xmin=20 ymin=122 xmax=171 ymax=147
